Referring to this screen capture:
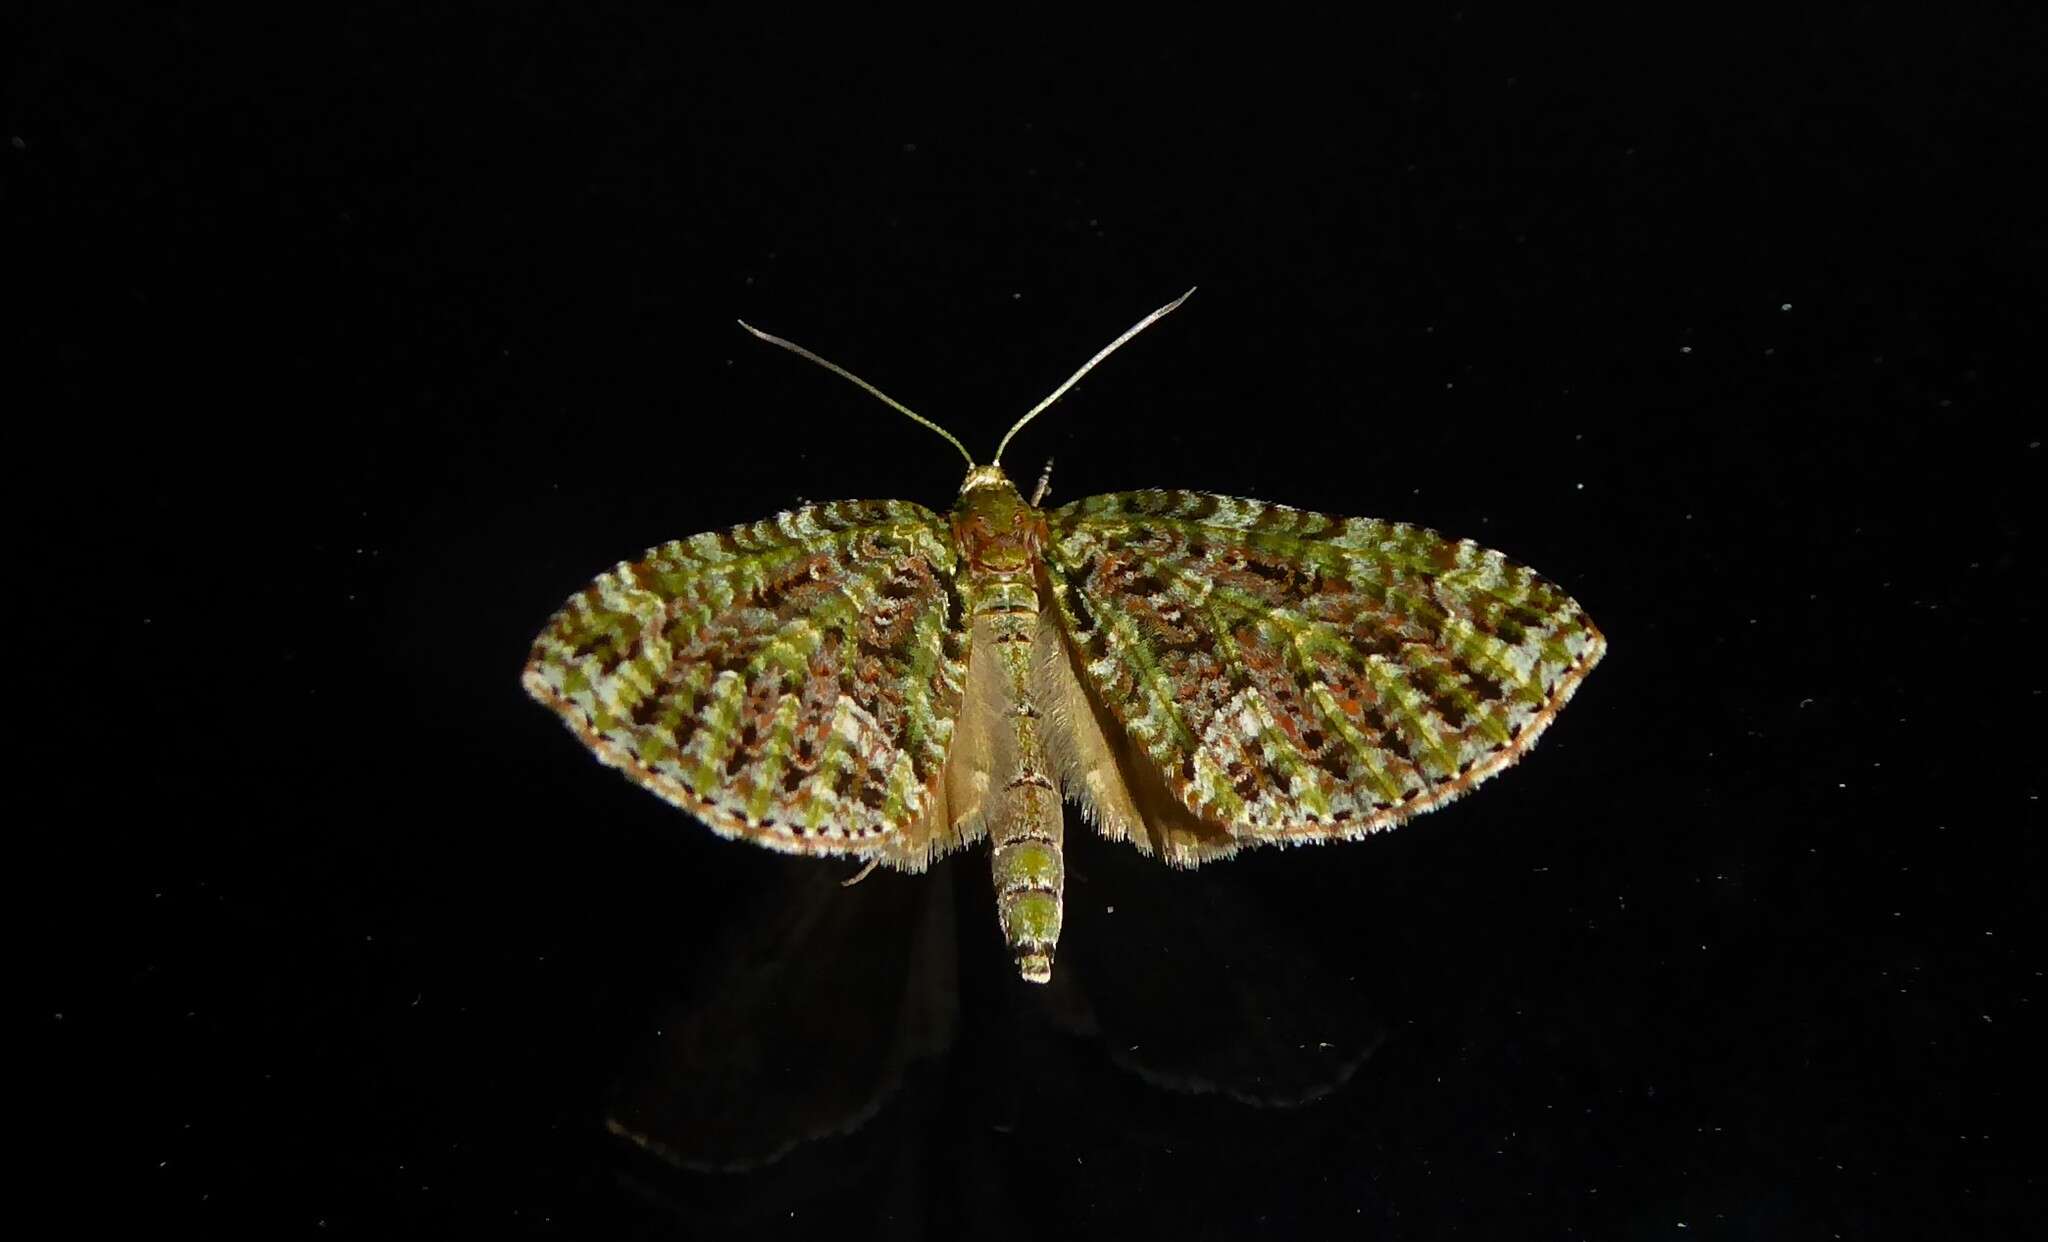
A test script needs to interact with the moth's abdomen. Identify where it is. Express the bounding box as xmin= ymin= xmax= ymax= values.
xmin=974 ymin=601 xmax=1068 ymax=983
xmin=989 ymin=763 xmax=1065 ymax=983
xmin=955 ymin=470 xmax=1068 ymax=981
